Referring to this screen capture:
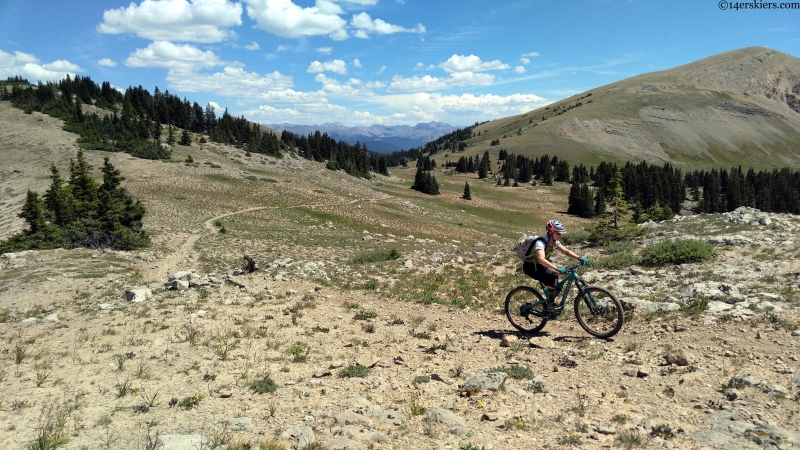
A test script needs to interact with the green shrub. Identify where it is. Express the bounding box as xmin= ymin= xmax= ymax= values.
xmin=589 ymin=220 xmax=647 ymax=246
xmin=349 ymin=247 xmax=401 ymax=264
xmin=353 ymin=310 xmax=377 ymax=320
xmin=250 ymin=376 xmax=278 ymax=394
xmin=339 ymin=364 xmax=370 ymax=378
xmin=638 ymin=239 xmax=714 ymax=267
xmin=488 ymin=365 xmax=534 ymax=380
xmin=560 ymin=229 xmax=591 ymax=246
xmin=595 ymin=240 xmax=639 ymax=270
xmin=178 ymin=394 xmax=203 ymax=409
